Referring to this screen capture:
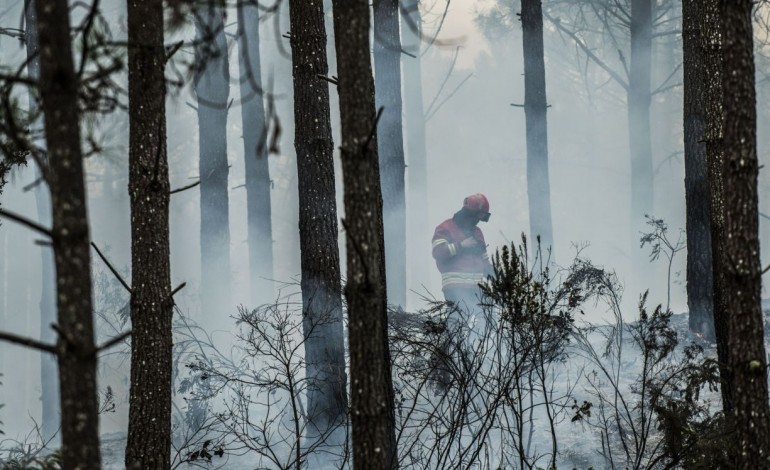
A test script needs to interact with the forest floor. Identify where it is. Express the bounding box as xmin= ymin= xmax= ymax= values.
xmin=96 ymin=306 xmax=768 ymax=469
